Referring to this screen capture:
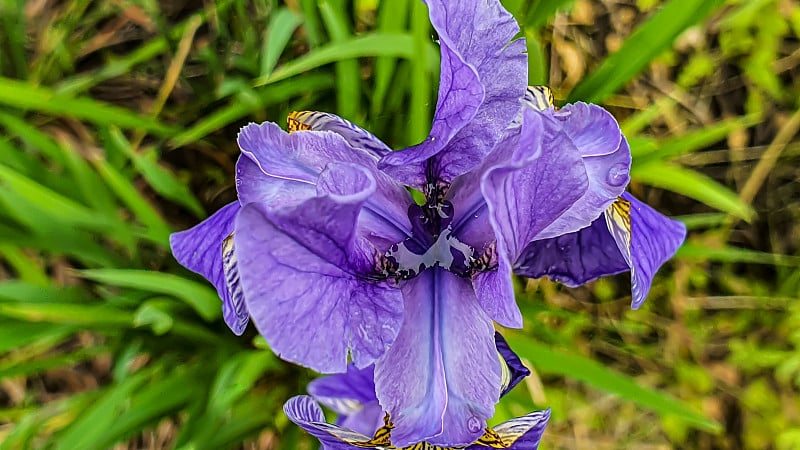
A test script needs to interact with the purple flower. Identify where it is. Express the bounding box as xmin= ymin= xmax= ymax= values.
xmin=284 ymin=396 xmax=550 ymax=450
xmin=170 ymin=0 xmax=685 ymax=446
xmin=291 ymin=333 xmax=548 ymax=449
